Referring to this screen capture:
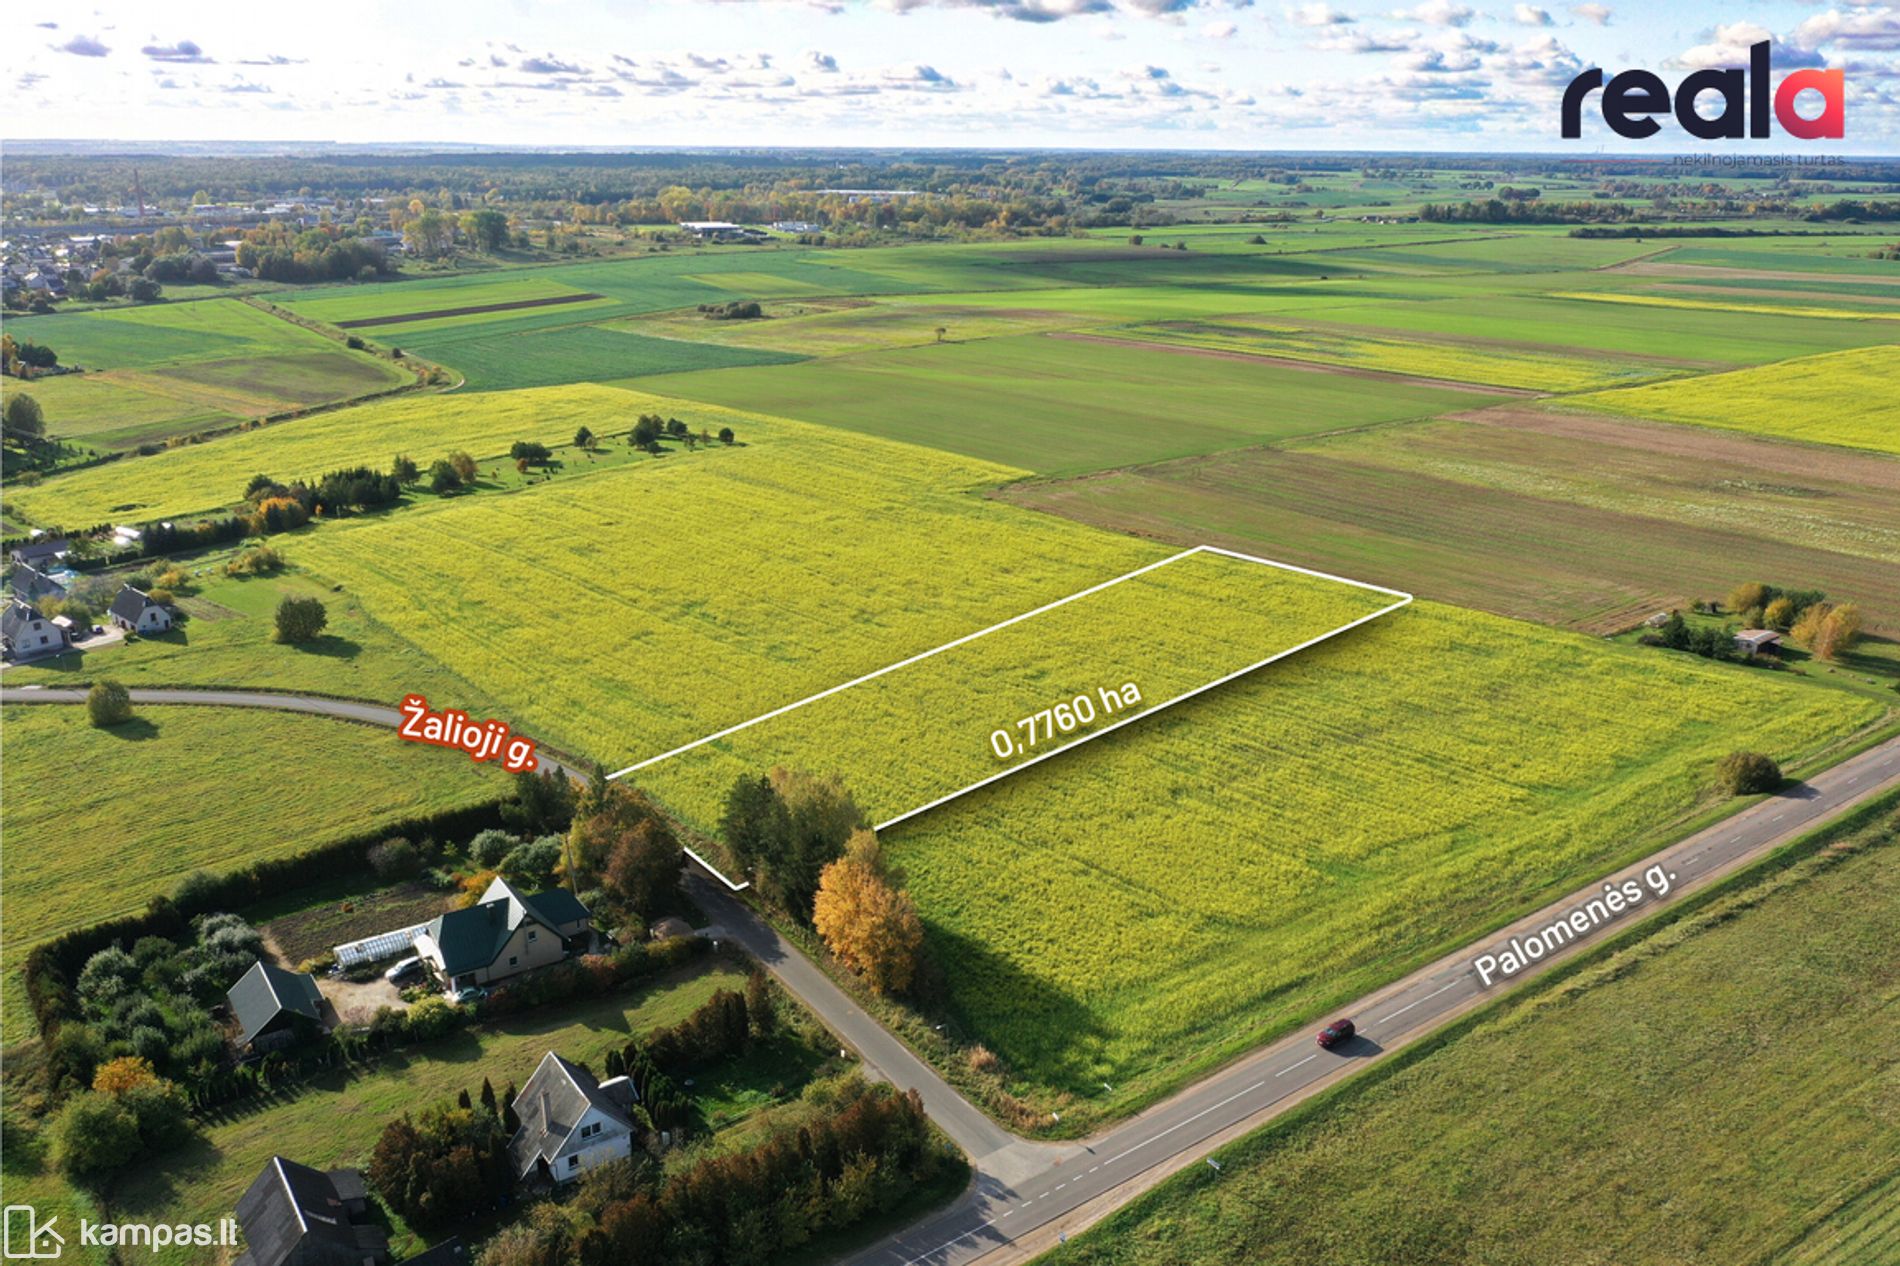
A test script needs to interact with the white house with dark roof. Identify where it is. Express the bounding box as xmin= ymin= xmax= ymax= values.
xmin=507 ymin=1051 xmax=637 ymax=1184
xmin=2 ymin=598 xmax=70 ymax=660
xmin=10 ymin=562 xmax=67 ymax=603
xmin=413 ymin=876 xmax=591 ymax=995
xmin=108 ymin=584 xmax=172 ymax=634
